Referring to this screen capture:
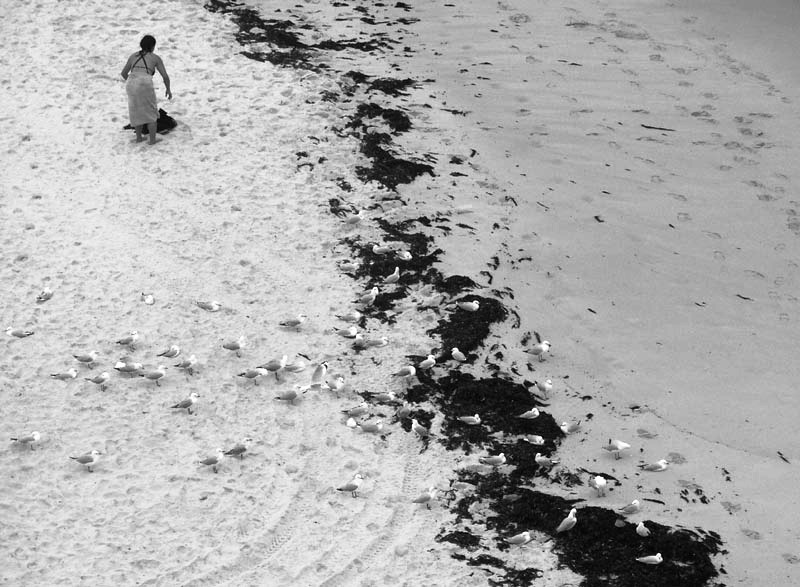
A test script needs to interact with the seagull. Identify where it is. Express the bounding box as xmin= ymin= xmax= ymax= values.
xmin=639 ymin=459 xmax=669 ymax=472
xmin=310 ymin=362 xmax=328 ymax=387
xmin=517 ymin=407 xmax=540 ymax=420
xmin=396 ymin=250 xmax=413 ymax=261
xmin=556 ymin=508 xmax=577 ymax=533
xmin=35 ymin=287 xmax=54 ymax=303
xmin=535 ymin=379 xmax=553 ymax=396
xmin=196 ymin=300 xmax=222 ymax=312
xmin=157 ymin=344 xmax=181 ymax=359
xmin=84 ymin=372 xmax=110 ymax=391
xmin=411 ymin=418 xmax=430 ymax=439
xmin=366 ymin=336 xmax=389 ymax=348
xmin=224 ymin=437 xmax=253 ymax=459
xmin=139 ymin=365 xmax=166 ymax=386
xmin=590 ymin=475 xmax=607 ymax=497
xmin=393 ymin=365 xmax=416 ymax=378
xmin=50 ymin=368 xmax=78 ymax=381
xmin=336 ymin=309 xmax=362 ymax=323
xmin=479 ymin=453 xmax=507 ymax=467
xmin=222 ymin=336 xmax=246 ymax=357
xmin=141 ymin=292 xmax=155 ymax=305
xmin=383 ymin=267 xmax=401 ymax=284
xmin=238 ymin=368 xmax=268 ymax=385
xmin=171 ymin=392 xmax=200 ymax=414
xmin=395 ymin=403 xmax=412 ymax=420
xmin=283 ymin=359 xmax=307 ymax=373
xmin=340 ymin=260 xmax=360 ymax=273
xmin=635 ymin=553 xmax=663 ymax=565
xmin=115 ymin=330 xmax=139 ymax=348
xmin=526 ymin=338 xmax=551 ymax=362
xmin=372 ymin=244 xmax=393 ymax=255
xmin=535 ymin=453 xmax=558 ymax=468
xmin=70 ymin=449 xmax=101 ymax=472
xmin=367 ymin=391 xmax=398 ymax=403
xmin=174 ymin=354 xmax=198 ymax=375
xmin=458 ymin=414 xmax=481 ymax=425
xmin=275 ymin=389 xmax=299 ymax=404
xmin=199 ymin=448 xmax=225 ymax=473
xmin=618 ymin=499 xmax=641 ymax=515
xmin=327 ymin=374 xmax=346 ymax=392
xmin=334 ymin=325 xmax=358 ymax=338
xmin=114 ymin=360 xmax=143 ymax=375
xmin=10 ymin=431 xmax=41 ymax=450
xmin=636 ymin=521 xmax=651 ymax=537
xmin=358 ymin=287 xmax=379 ymax=306
xmin=523 ymin=435 xmax=545 ymax=446
xmin=73 ymin=351 xmax=99 ymax=367
xmin=337 ymin=473 xmax=364 ymax=497
xmin=603 ymin=439 xmax=632 ymax=459
xmin=357 ymin=420 xmax=383 ymax=434
xmin=6 ymin=327 xmax=34 ymax=338
xmin=456 ymin=300 xmax=480 ymax=312
xmin=279 ymin=314 xmax=307 ymax=329
xmin=259 ymin=355 xmax=288 ymax=381
xmin=345 ymin=211 xmax=363 ymax=225
xmin=506 ymin=530 xmax=533 ymax=546
xmin=412 ymin=486 xmax=438 ymax=509
xmin=418 ymin=354 xmax=436 ymax=370
xmin=560 ymin=420 xmax=581 ymax=435
xmin=451 ymin=347 xmax=467 ymax=362
xmin=342 ymin=402 xmax=369 ymax=418
xmin=352 ymin=334 xmax=368 ymax=350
